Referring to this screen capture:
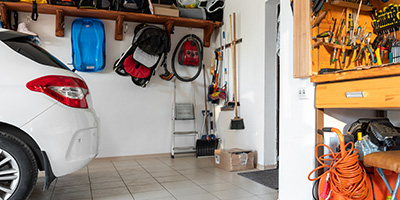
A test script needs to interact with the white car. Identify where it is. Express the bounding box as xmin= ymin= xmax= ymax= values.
xmin=0 ymin=28 xmax=99 ymax=199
